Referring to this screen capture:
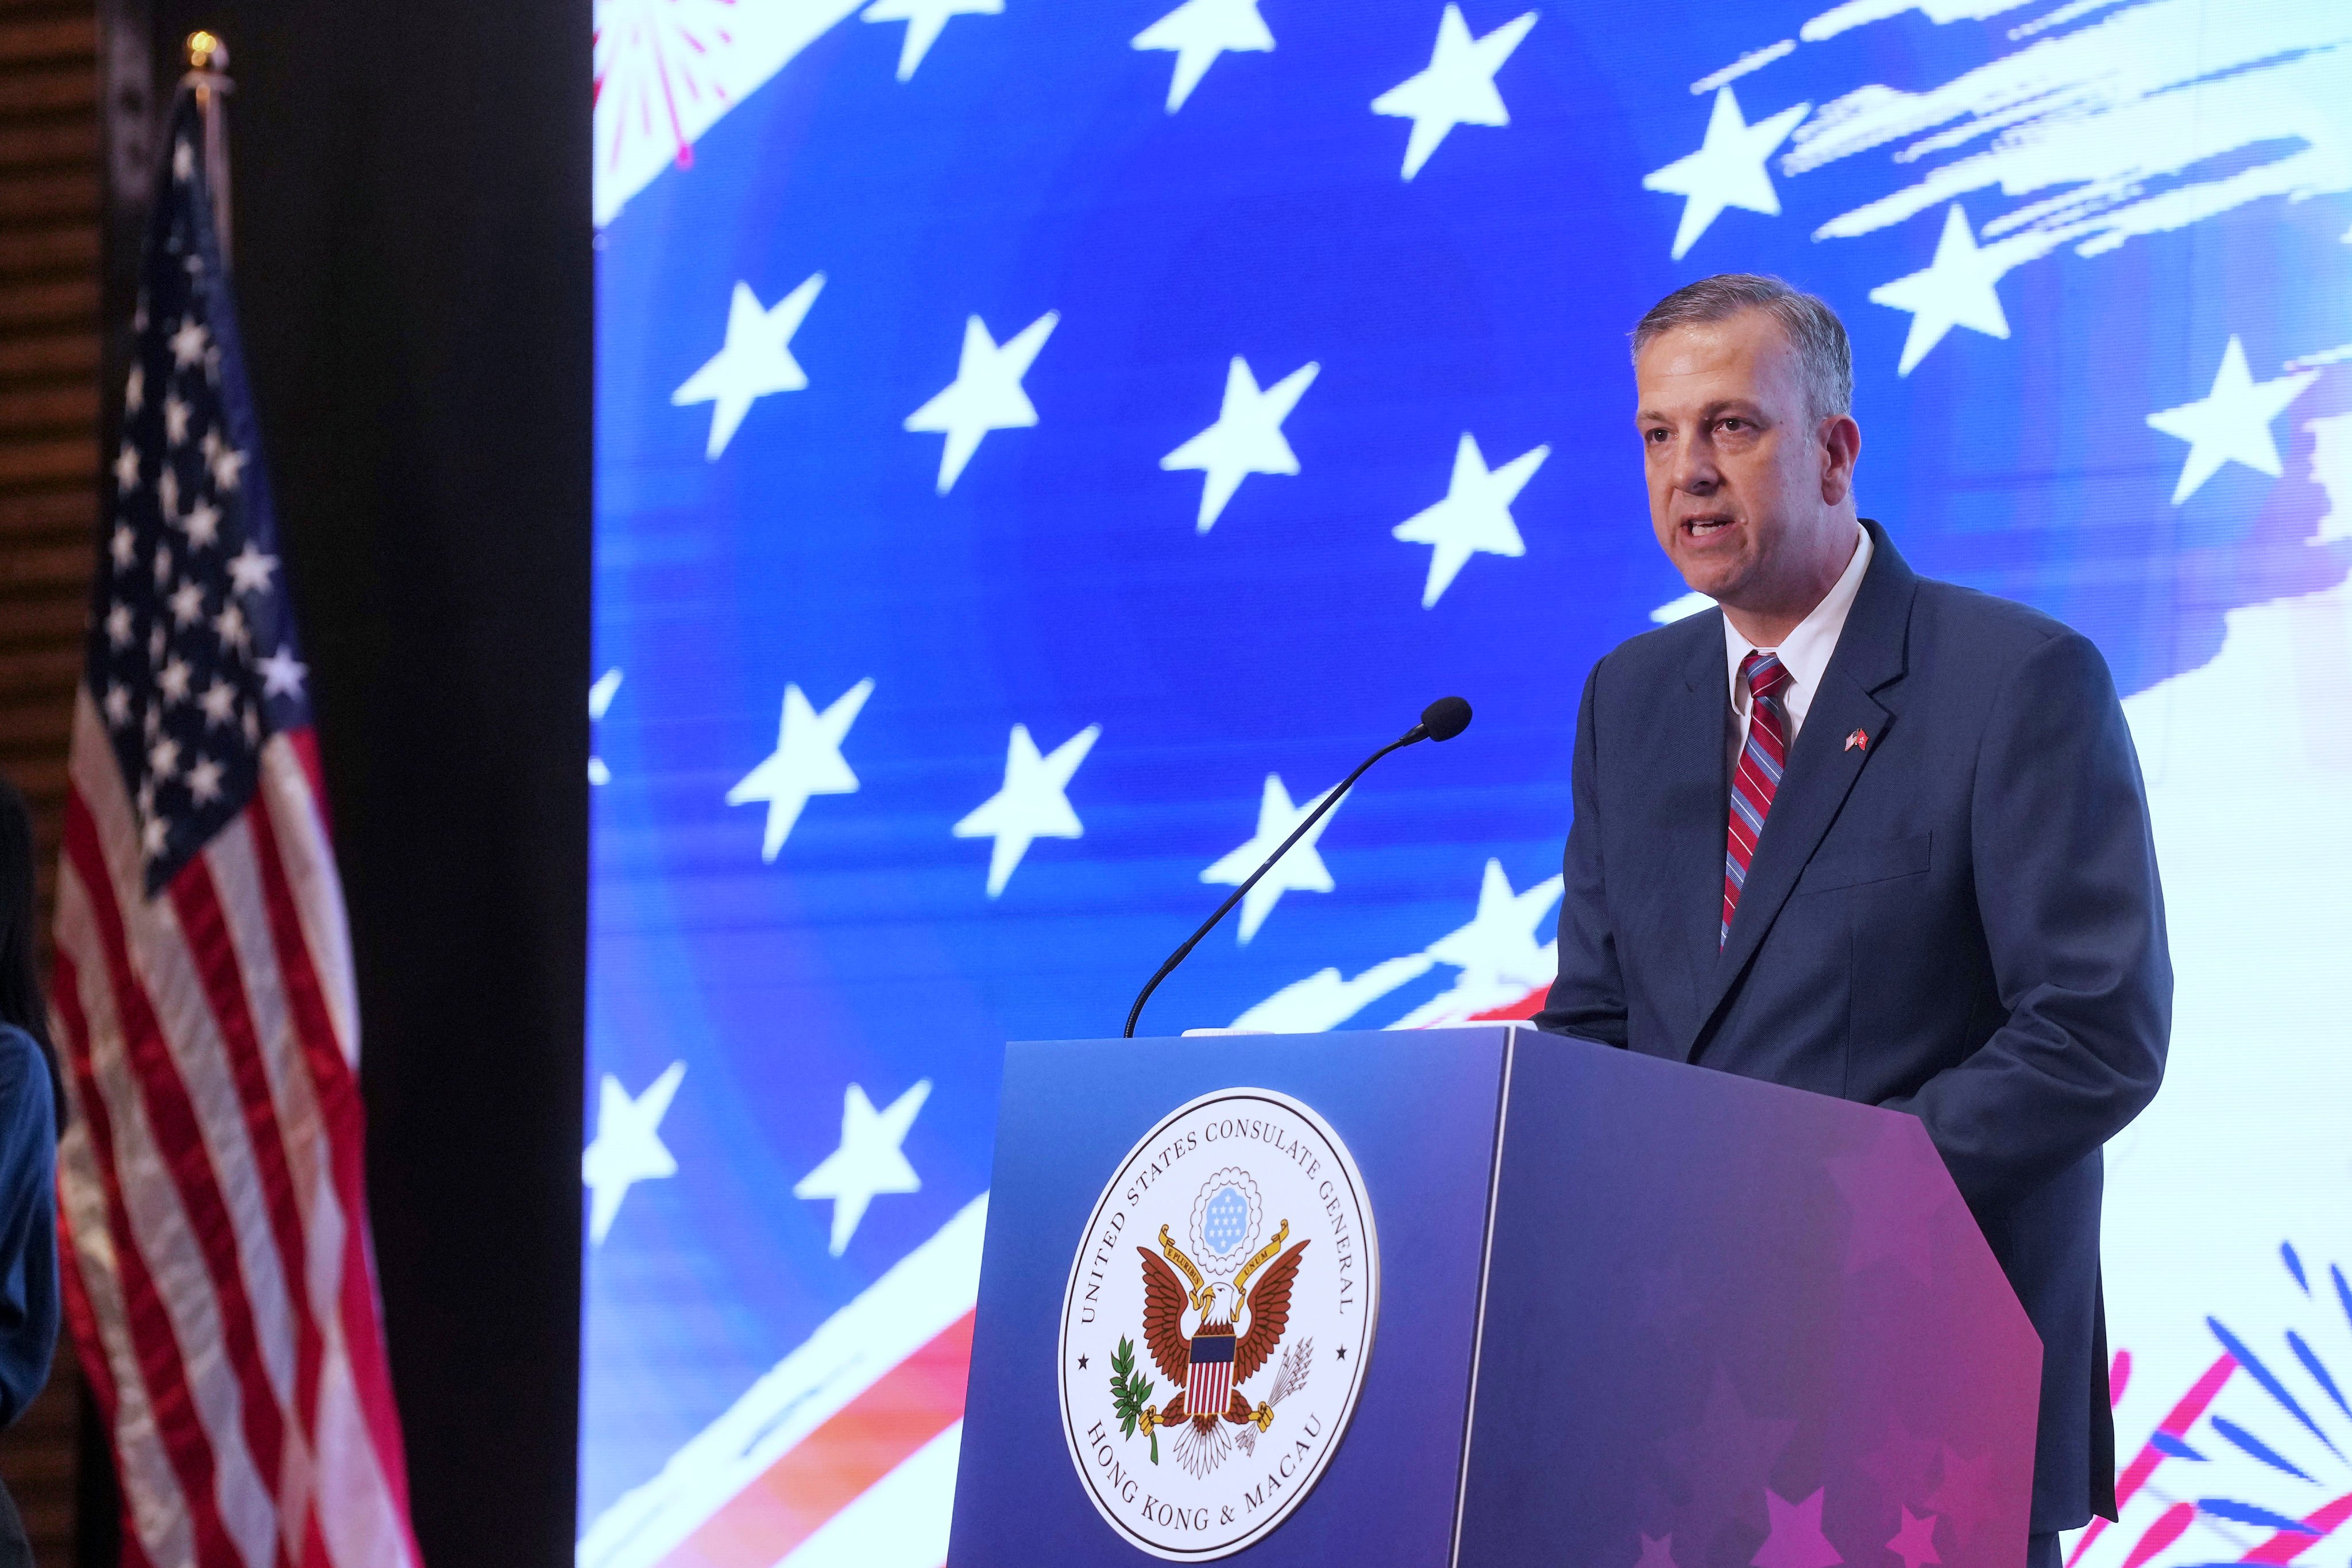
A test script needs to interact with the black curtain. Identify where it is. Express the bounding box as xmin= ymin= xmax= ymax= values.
xmin=95 ymin=3 xmax=589 ymax=1563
